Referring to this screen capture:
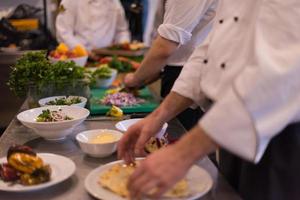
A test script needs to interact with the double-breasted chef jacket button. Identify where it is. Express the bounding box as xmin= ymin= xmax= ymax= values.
xmin=219 ymin=19 xmax=224 ymax=24
xmin=234 ymin=16 xmax=239 ymax=22
xmin=203 ymin=59 xmax=208 ymax=64
xmin=221 ymin=63 xmax=226 ymax=69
